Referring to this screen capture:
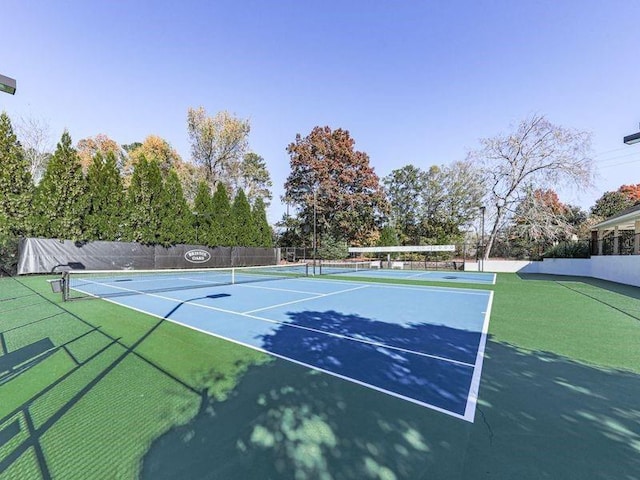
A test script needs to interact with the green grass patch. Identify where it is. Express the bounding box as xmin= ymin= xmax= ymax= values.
xmin=0 ymin=447 xmax=40 ymax=480
xmin=0 ymin=349 xmax=76 ymax=420
xmin=0 ymin=274 xmax=272 ymax=479
xmin=487 ymin=274 xmax=640 ymax=373
xmin=135 ymin=320 xmax=270 ymax=400
xmin=41 ymin=354 xmax=201 ymax=479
